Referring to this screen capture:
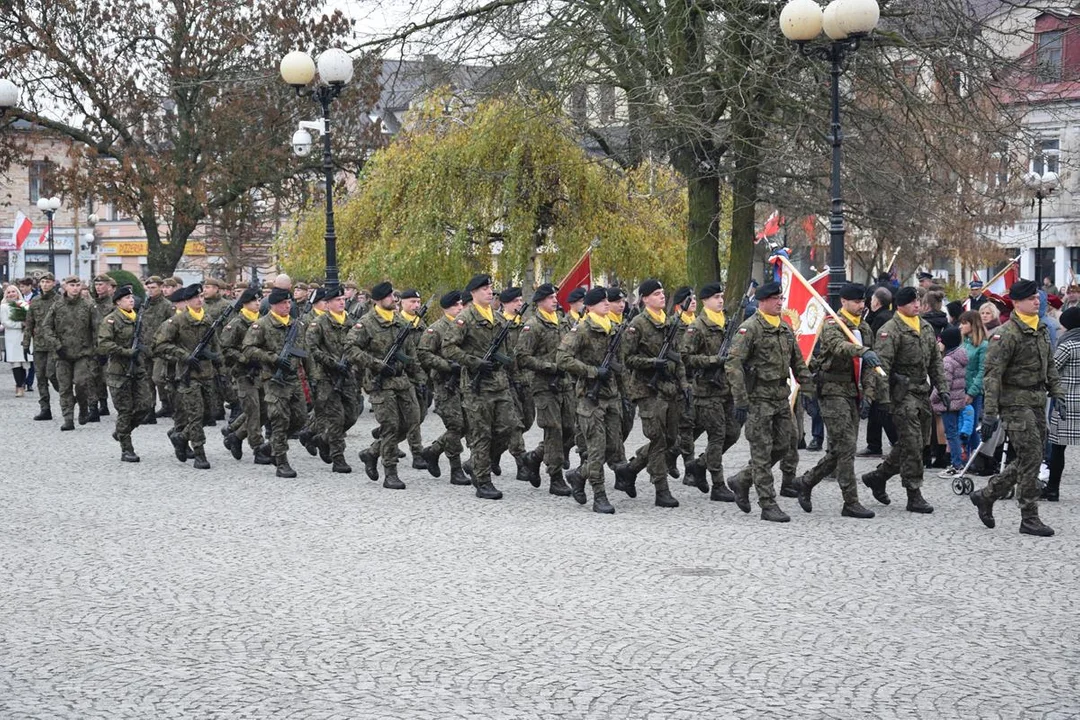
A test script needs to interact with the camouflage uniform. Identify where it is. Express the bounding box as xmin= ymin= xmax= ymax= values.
xmin=203 ymin=293 xmax=233 ymax=418
xmin=96 ymin=306 xmax=153 ymax=454
xmin=518 ymin=310 xmax=575 ymax=489
xmin=307 ymin=310 xmax=362 ymax=463
xmin=503 ymin=314 xmax=535 ymax=460
xmin=140 ymin=293 xmax=174 ymax=416
xmin=22 ymin=286 xmax=60 ymax=416
xmin=403 ymin=313 xmax=430 ymax=461
xmin=157 ymin=309 xmax=221 ymax=453
xmin=418 ymin=315 xmax=467 ymax=475
xmin=92 ymin=292 xmax=114 ymax=413
xmin=42 ymin=293 xmax=99 ymax=425
xmin=220 ymin=311 xmax=265 ymax=453
xmin=243 ymin=313 xmax=308 ymax=461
